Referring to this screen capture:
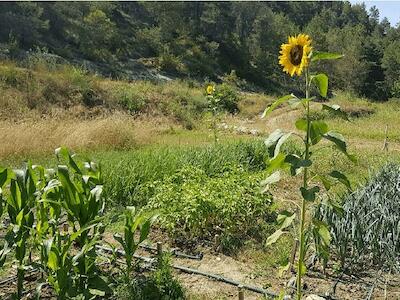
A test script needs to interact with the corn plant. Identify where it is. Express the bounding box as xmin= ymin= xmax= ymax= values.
xmin=262 ymin=34 xmax=353 ymax=299
xmin=55 ymin=147 xmax=105 ymax=243
xmin=6 ymin=163 xmax=37 ymax=299
xmin=51 ymin=147 xmax=108 ymax=298
xmin=39 ymin=222 xmax=109 ymax=299
xmin=114 ymin=206 xmax=158 ymax=282
xmin=0 ymin=167 xmax=11 ymax=268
